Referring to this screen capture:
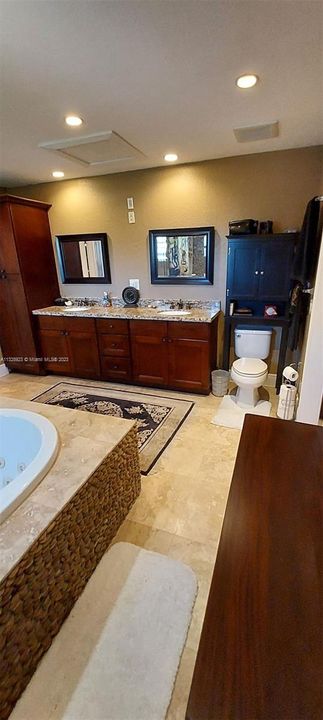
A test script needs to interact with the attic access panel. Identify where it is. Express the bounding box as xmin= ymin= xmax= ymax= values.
xmin=40 ymin=131 xmax=145 ymax=166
